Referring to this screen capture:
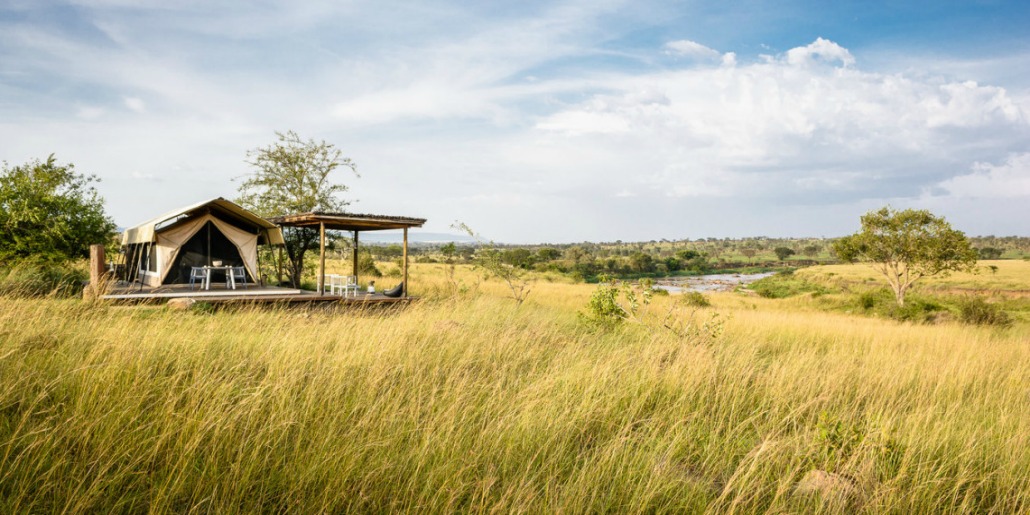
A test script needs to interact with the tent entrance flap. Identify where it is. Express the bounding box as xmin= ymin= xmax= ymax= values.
xmin=162 ymin=220 xmax=253 ymax=285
